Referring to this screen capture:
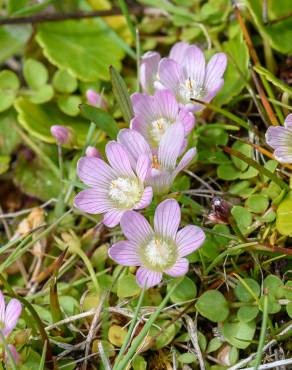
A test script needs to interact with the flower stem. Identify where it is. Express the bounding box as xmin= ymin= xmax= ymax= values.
xmin=254 ymin=293 xmax=269 ymax=370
